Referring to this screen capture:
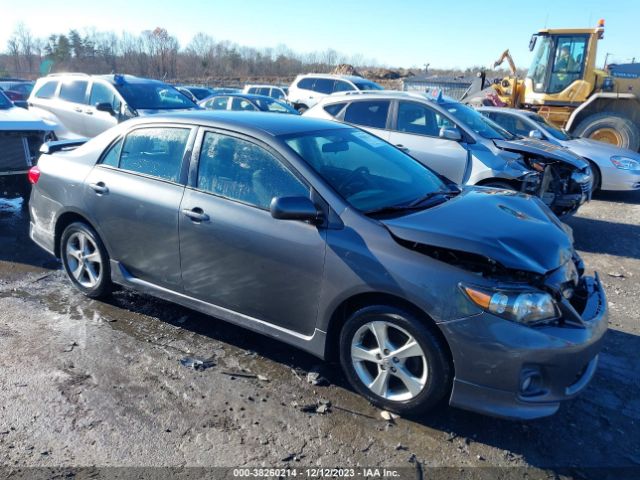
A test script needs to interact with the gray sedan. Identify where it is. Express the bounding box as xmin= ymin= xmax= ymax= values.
xmin=28 ymin=112 xmax=607 ymax=419
xmin=479 ymin=107 xmax=640 ymax=191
